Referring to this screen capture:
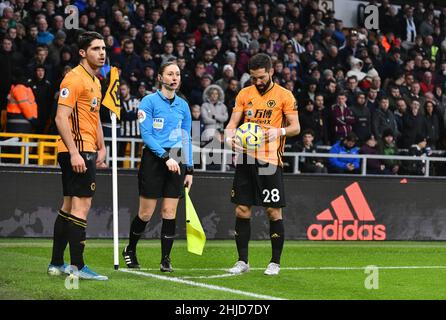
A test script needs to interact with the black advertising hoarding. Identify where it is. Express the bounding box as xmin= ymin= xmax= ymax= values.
xmin=1 ymin=167 xmax=446 ymax=241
